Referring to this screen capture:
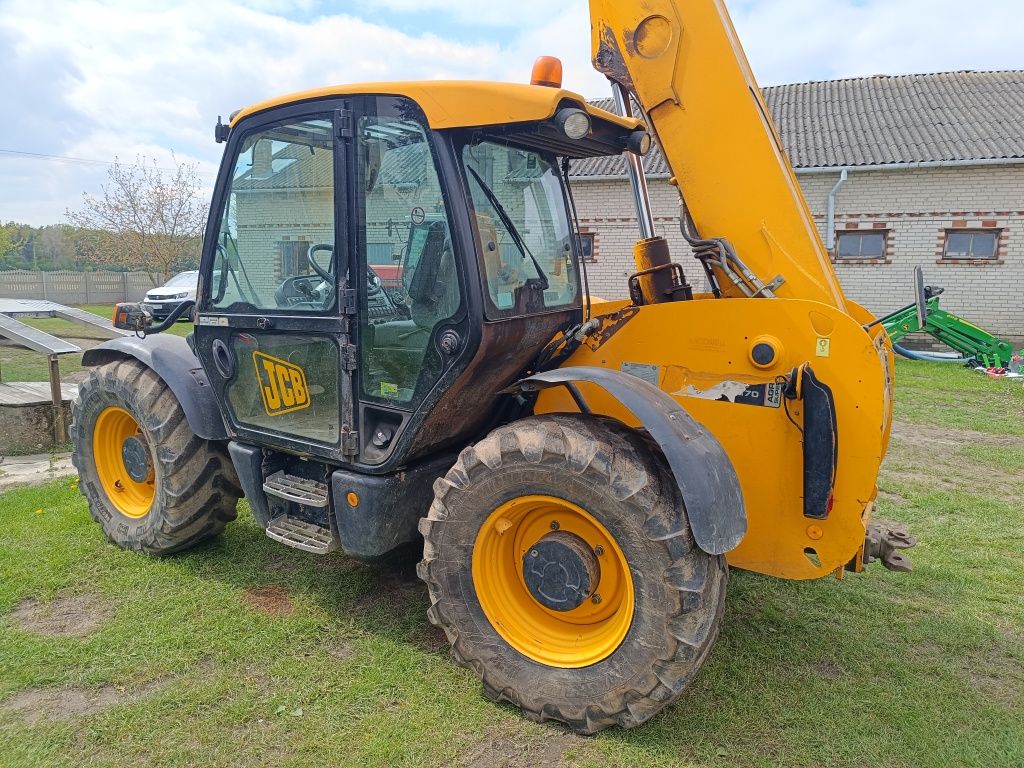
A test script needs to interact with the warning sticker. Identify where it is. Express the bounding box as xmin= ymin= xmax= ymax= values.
xmin=621 ymin=362 xmax=660 ymax=388
xmin=198 ymin=315 xmax=229 ymax=327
